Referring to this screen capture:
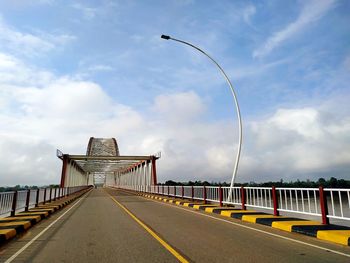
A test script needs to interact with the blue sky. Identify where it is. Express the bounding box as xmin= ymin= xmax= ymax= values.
xmin=0 ymin=0 xmax=349 ymax=185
